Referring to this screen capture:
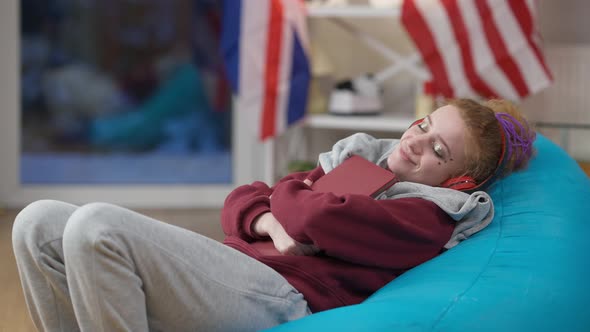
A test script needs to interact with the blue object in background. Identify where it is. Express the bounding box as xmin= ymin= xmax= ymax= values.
xmin=20 ymin=1 xmax=233 ymax=185
xmin=90 ymin=63 xmax=215 ymax=151
xmin=267 ymin=134 xmax=590 ymax=331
